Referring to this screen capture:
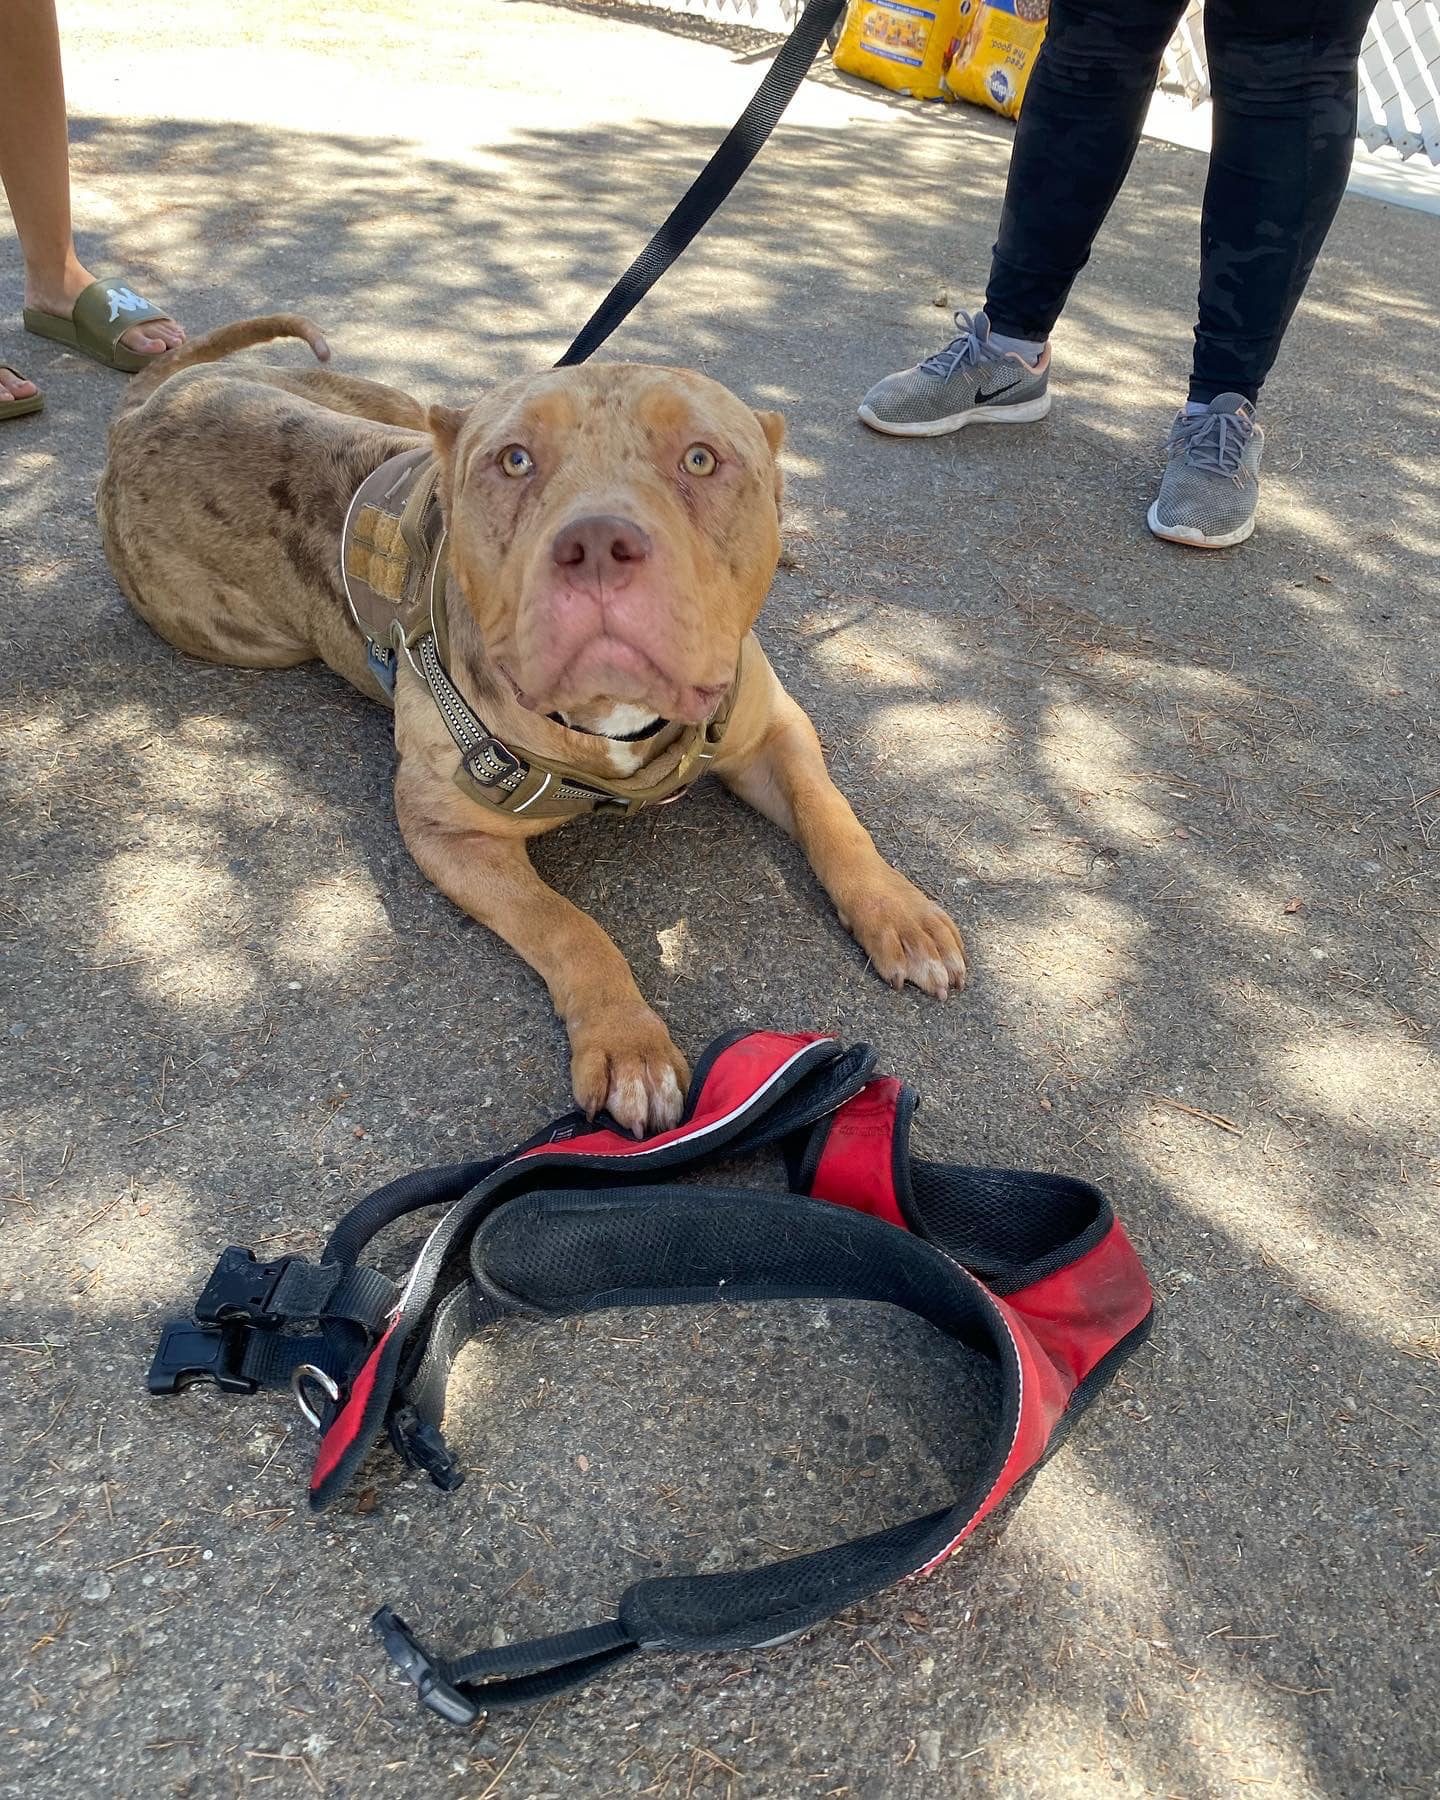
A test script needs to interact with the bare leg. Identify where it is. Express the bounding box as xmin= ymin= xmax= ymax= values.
xmin=720 ymin=689 xmax=967 ymax=996
xmin=0 ymin=0 xmax=183 ymax=399
xmin=395 ymin=763 xmax=689 ymax=1137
